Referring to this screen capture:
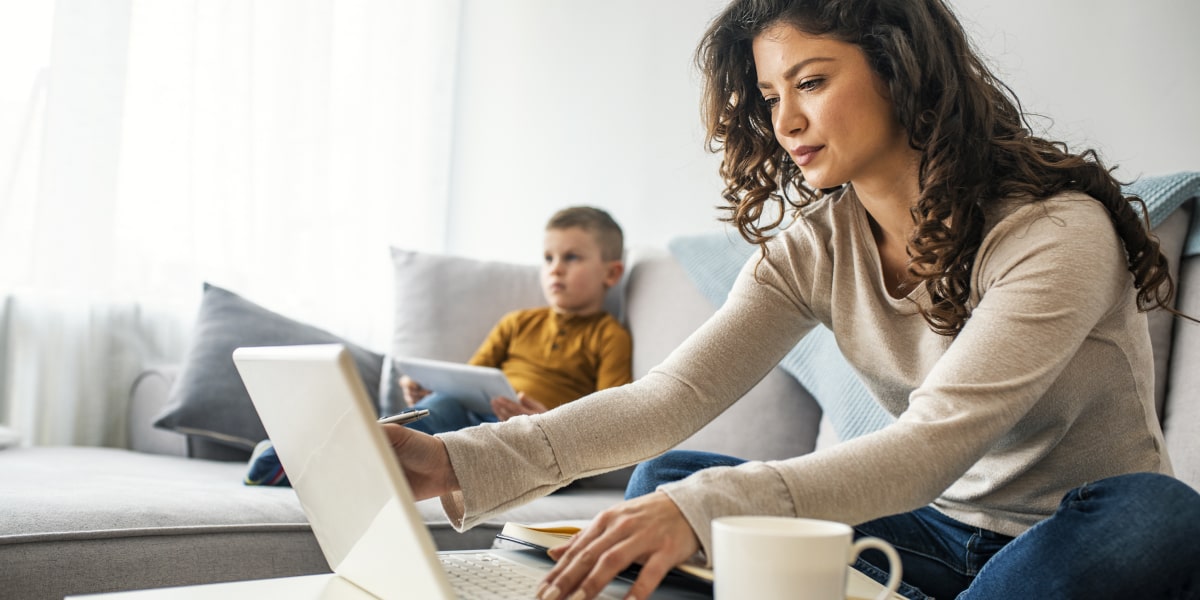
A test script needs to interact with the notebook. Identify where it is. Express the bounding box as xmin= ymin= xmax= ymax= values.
xmin=227 ymin=344 xmax=707 ymax=600
xmin=392 ymin=356 xmax=517 ymax=416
